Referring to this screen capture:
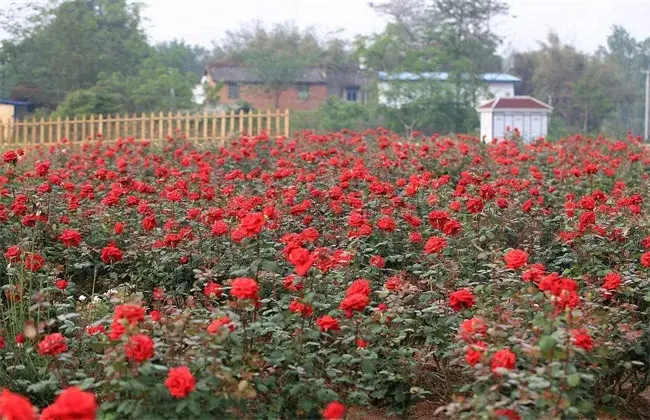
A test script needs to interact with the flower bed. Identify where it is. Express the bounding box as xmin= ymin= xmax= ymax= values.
xmin=0 ymin=130 xmax=649 ymax=419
